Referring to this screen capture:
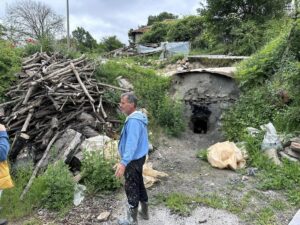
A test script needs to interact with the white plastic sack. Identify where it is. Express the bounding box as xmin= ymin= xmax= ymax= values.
xmin=73 ymin=184 xmax=86 ymax=206
xmin=207 ymin=141 xmax=246 ymax=170
xmin=80 ymin=135 xmax=111 ymax=152
xmin=260 ymin=122 xmax=282 ymax=151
